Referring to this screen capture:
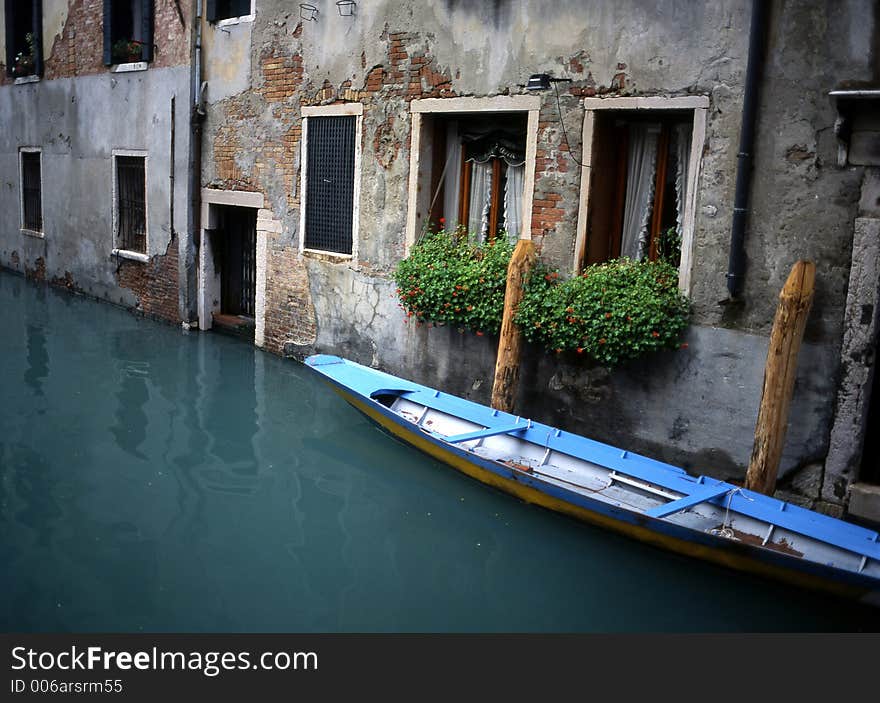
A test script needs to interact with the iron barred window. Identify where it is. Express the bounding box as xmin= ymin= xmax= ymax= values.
xmin=304 ymin=115 xmax=356 ymax=255
xmin=116 ymin=156 xmax=147 ymax=254
xmin=21 ymin=151 xmax=42 ymax=232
